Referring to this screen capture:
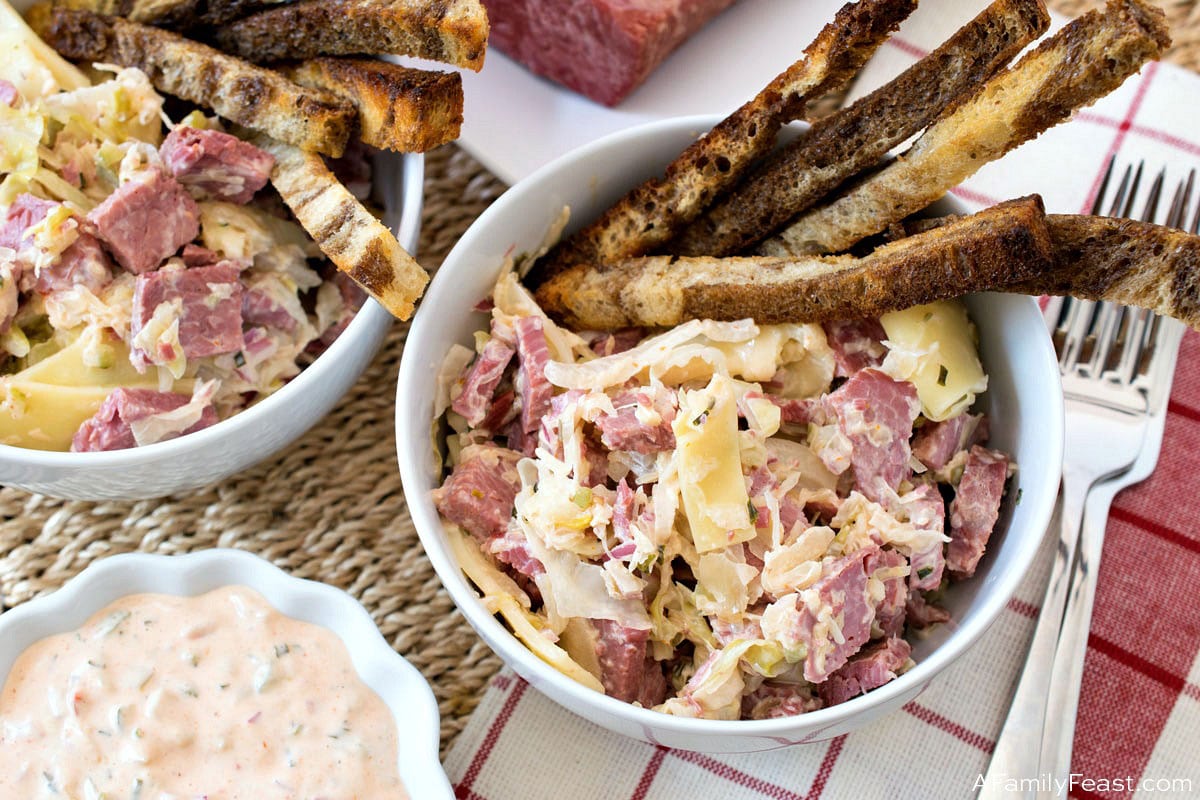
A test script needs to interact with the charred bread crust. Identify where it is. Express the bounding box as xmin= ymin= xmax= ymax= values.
xmin=670 ymin=0 xmax=1050 ymax=257
xmin=761 ymin=0 xmax=1170 ymax=257
xmin=1010 ymin=215 xmax=1200 ymax=329
xmin=255 ymin=134 xmax=429 ymax=320
xmin=214 ymin=0 xmax=488 ymax=72
xmin=526 ymin=0 xmax=917 ymax=287
xmin=536 ymin=196 xmax=1054 ymax=330
xmin=287 ymin=57 xmax=463 ymax=153
xmin=33 ymin=6 xmax=355 ymax=156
